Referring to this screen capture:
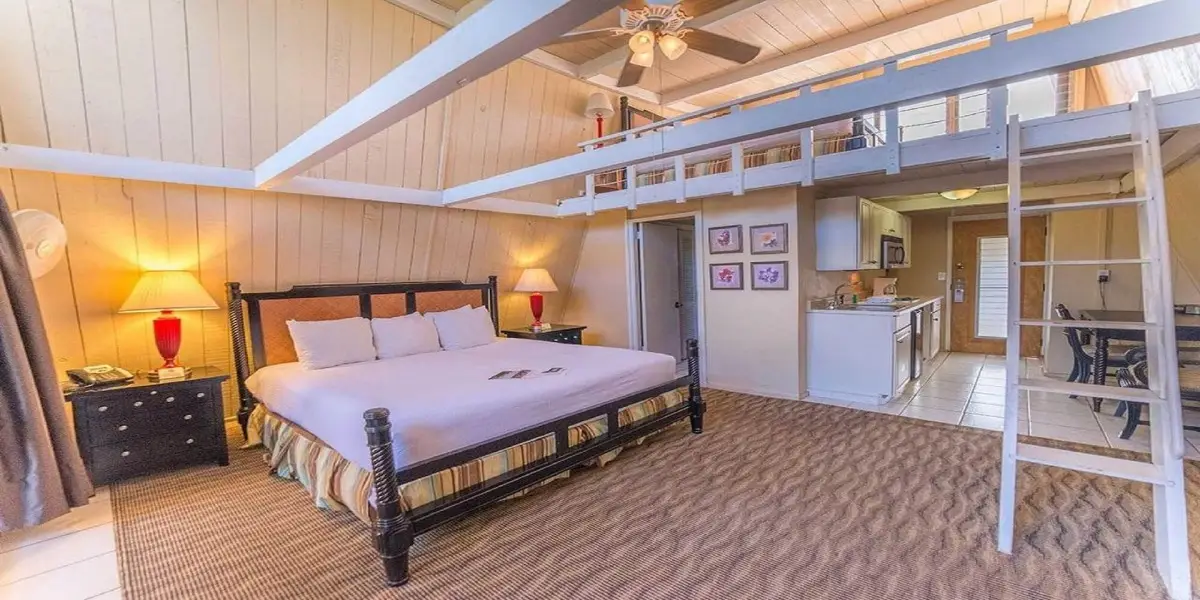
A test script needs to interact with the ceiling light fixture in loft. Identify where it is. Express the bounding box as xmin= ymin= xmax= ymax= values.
xmin=940 ymin=188 xmax=980 ymax=200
